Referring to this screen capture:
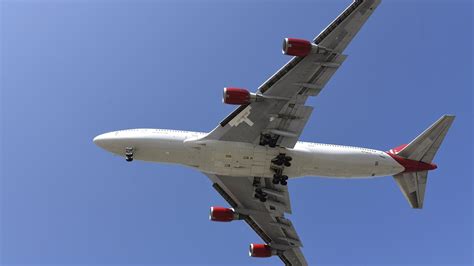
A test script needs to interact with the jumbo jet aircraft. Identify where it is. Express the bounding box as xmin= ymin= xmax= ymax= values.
xmin=93 ymin=0 xmax=454 ymax=265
